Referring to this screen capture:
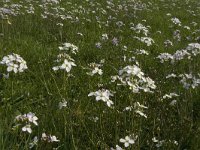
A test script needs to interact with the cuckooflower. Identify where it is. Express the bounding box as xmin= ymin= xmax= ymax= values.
xmin=120 ymin=135 xmax=137 ymax=147
xmin=88 ymin=89 xmax=114 ymax=107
